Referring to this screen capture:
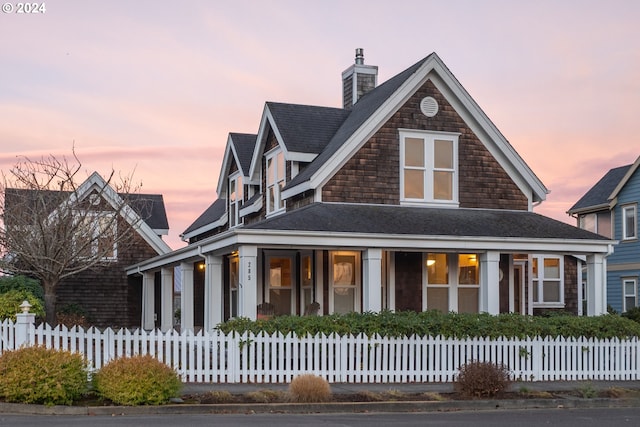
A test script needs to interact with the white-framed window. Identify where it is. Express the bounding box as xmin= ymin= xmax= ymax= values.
xmin=400 ymin=129 xmax=459 ymax=206
xmin=74 ymin=211 xmax=117 ymax=260
xmin=229 ymin=172 xmax=243 ymax=228
xmin=623 ymin=278 xmax=638 ymax=312
xmin=531 ymin=255 xmax=564 ymax=307
xmin=229 ymin=255 xmax=239 ymax=318
xmin=579 ymin=211 xmax=612 ymax=238
xmin=329 ymin=251 xmax=361 ymax=314
xmin=622 ymin=204 xmax=637 ymax=240
xmin=300 ymin=252 xmax=314 ymax=314
xmin=266 ymin=254 xmax=294 ymax=316
xmin=425 ymin=253 xmax=479 ymax=313
xmin=266 ymin=148 xmax=285 ymax=215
